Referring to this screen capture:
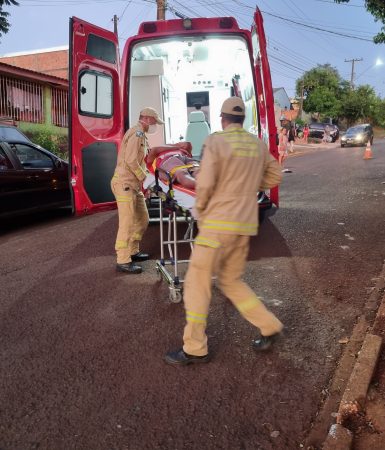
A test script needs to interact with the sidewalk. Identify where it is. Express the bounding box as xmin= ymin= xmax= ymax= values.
xmin=307 ymin=264 xmax=385 ymax=449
